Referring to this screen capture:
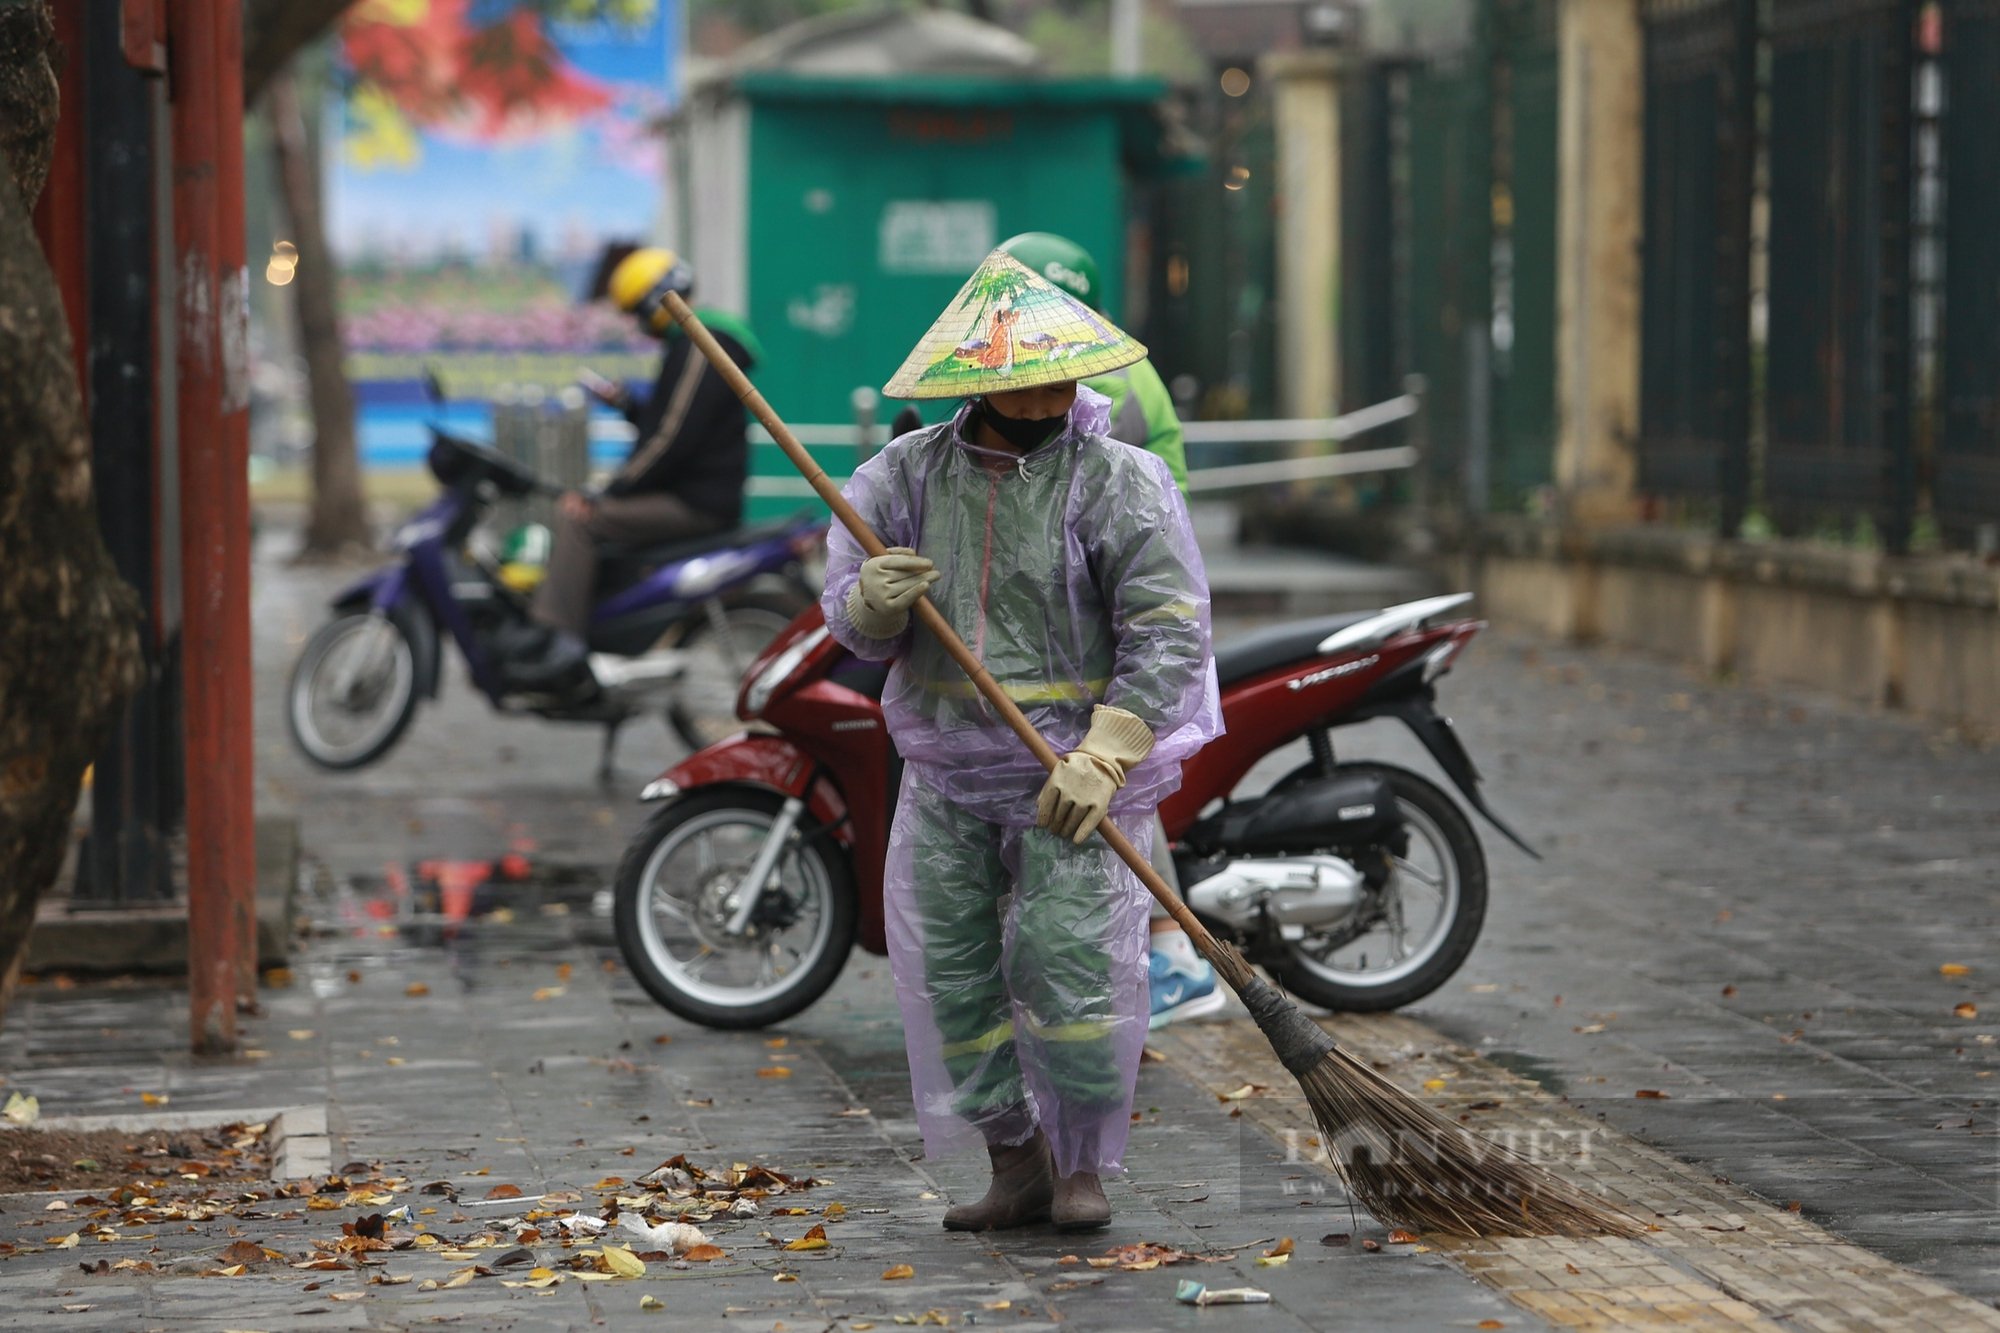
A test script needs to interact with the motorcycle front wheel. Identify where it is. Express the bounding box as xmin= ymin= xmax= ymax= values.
xmin=287 ymin=609 xmax=421 ymax=770
xmin=666 ymin=588 xmax=812 ymax=753
xmin=614 ymin=789 xmax=857 ymax=1030
xmin=1264 ymin=762 xmax=1488 ymax=1013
